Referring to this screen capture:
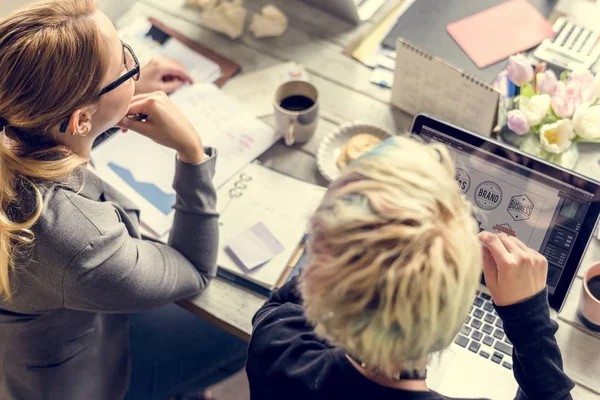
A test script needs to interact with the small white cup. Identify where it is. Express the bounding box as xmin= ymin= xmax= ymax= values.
xmin=273 ymin=80 xmax=319 ymax=146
